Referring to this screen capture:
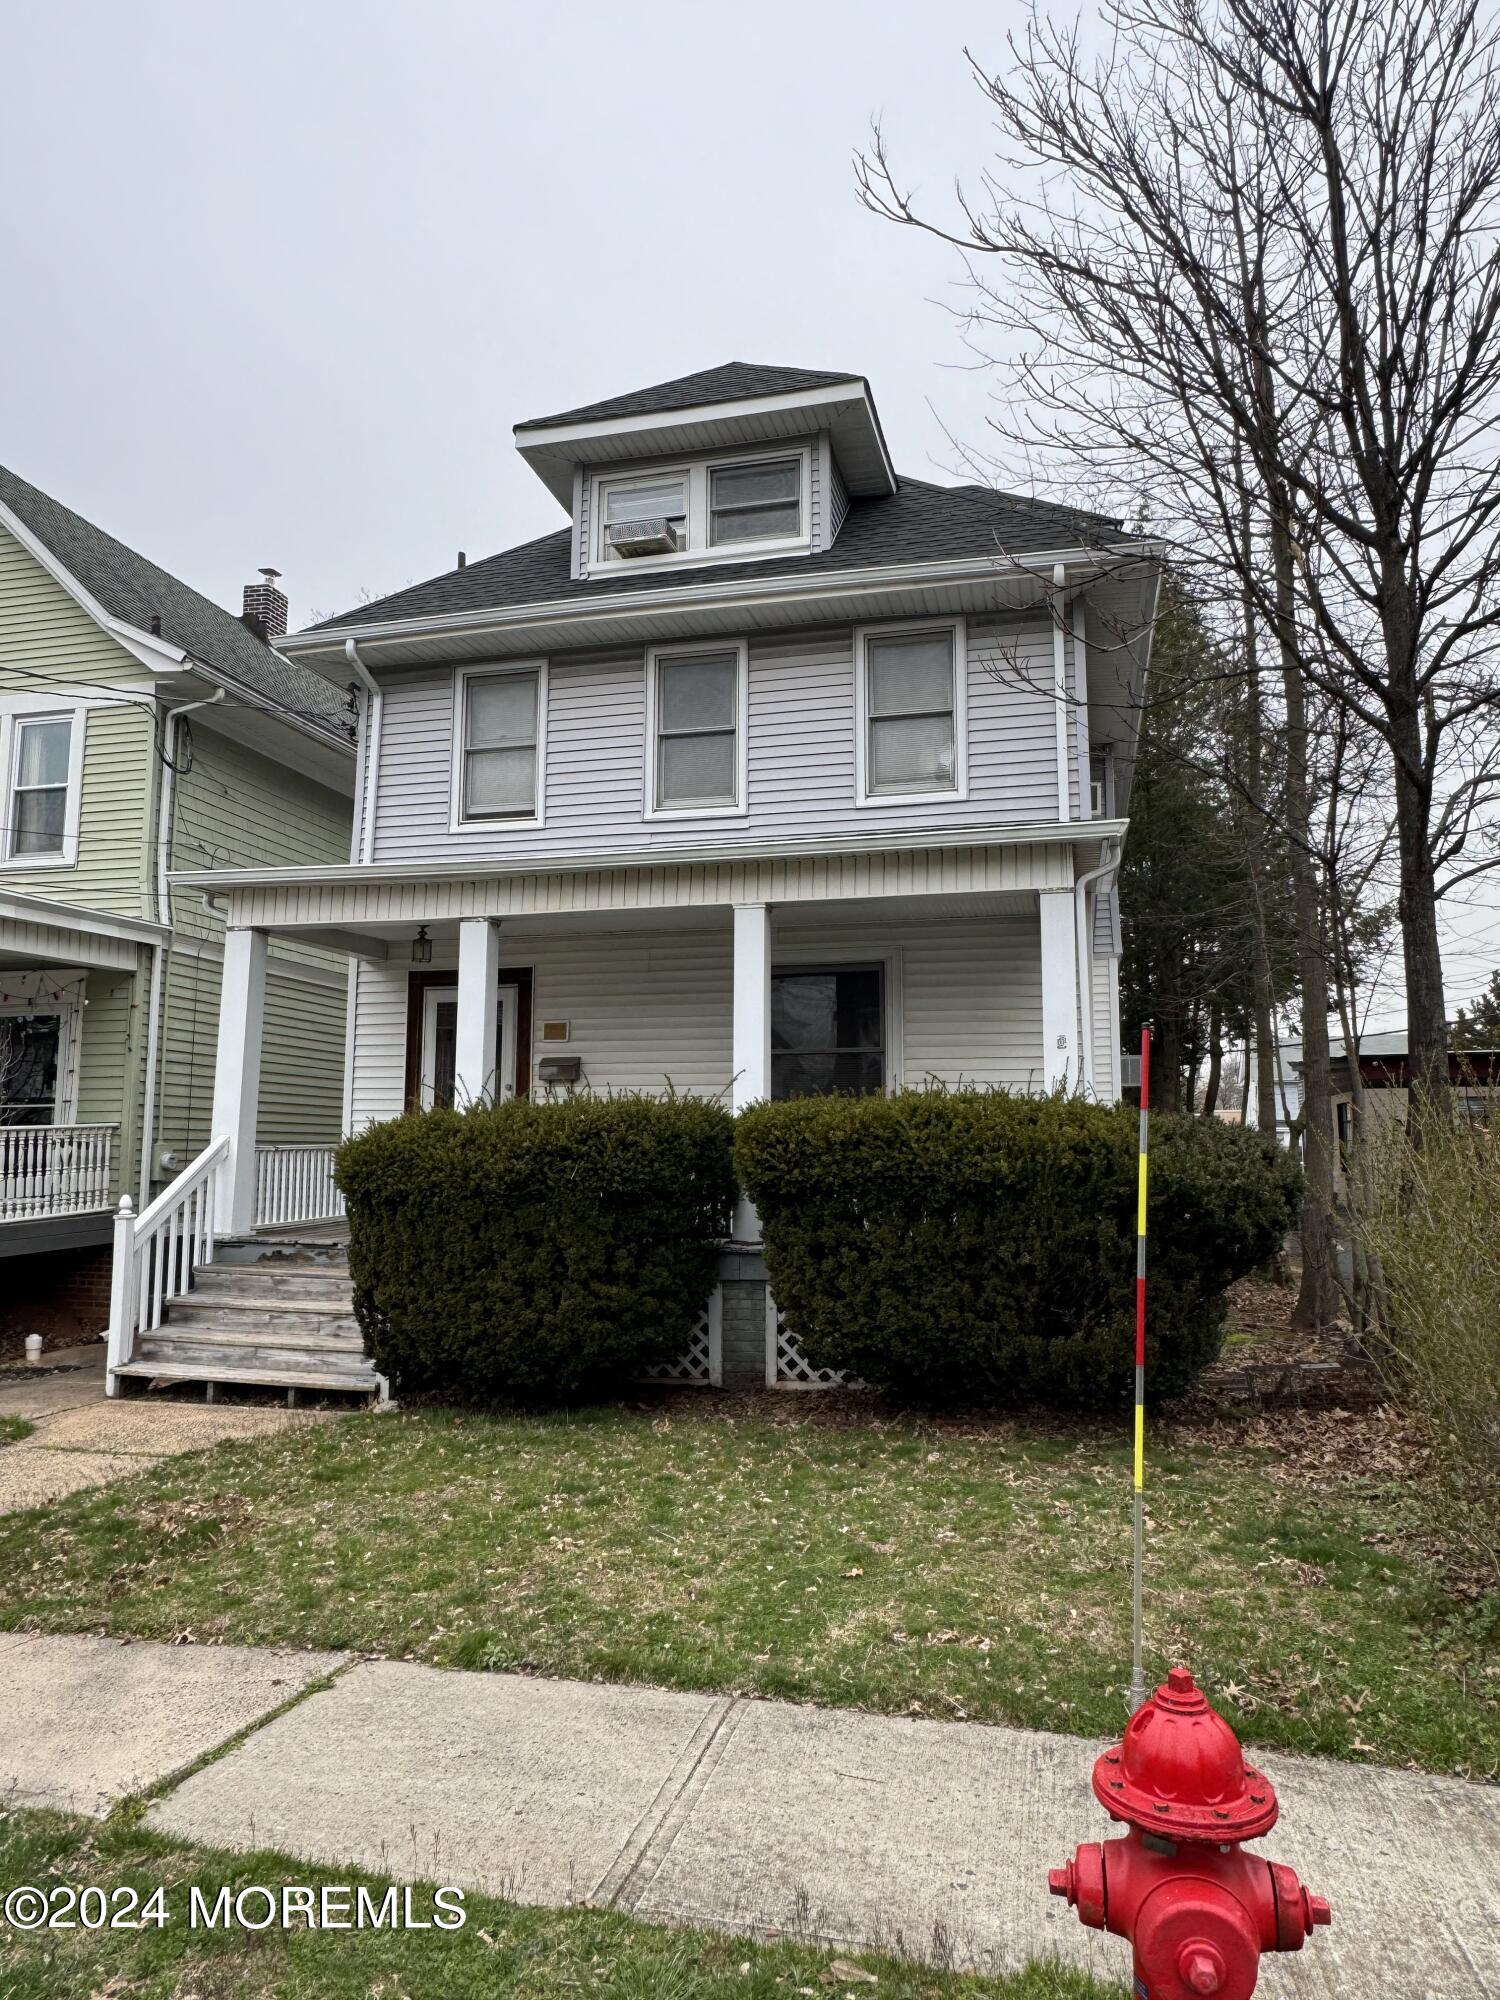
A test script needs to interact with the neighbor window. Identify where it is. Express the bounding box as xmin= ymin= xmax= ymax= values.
xmin=8 ymin=715 xmax=72 ymax=856
xmin=459 ymin=669 xmax=541 ymax=821
xmin=649 ymin=645 xmax=744 ymax=813
xmin=772 ymin=967 xmax=885 ymax=1099
xmin=858 ymin=625 xmax=962 ymax=800
xmin=0 ymin=1013 xmax=62 ymax=1126
xmin=599 ymin=474 xmax=689 ymax=561
xmin=709 ymin=457 xmax=802 ymax=546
